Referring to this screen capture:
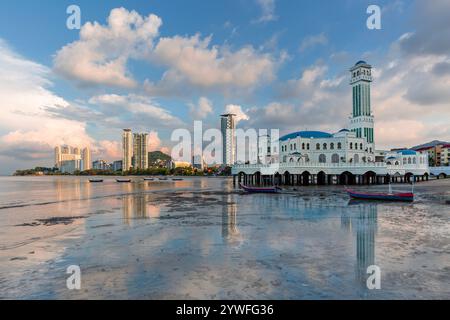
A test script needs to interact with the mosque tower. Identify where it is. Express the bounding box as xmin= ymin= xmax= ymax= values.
xmin=349 ymin=61 xmax=375 ymax=156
